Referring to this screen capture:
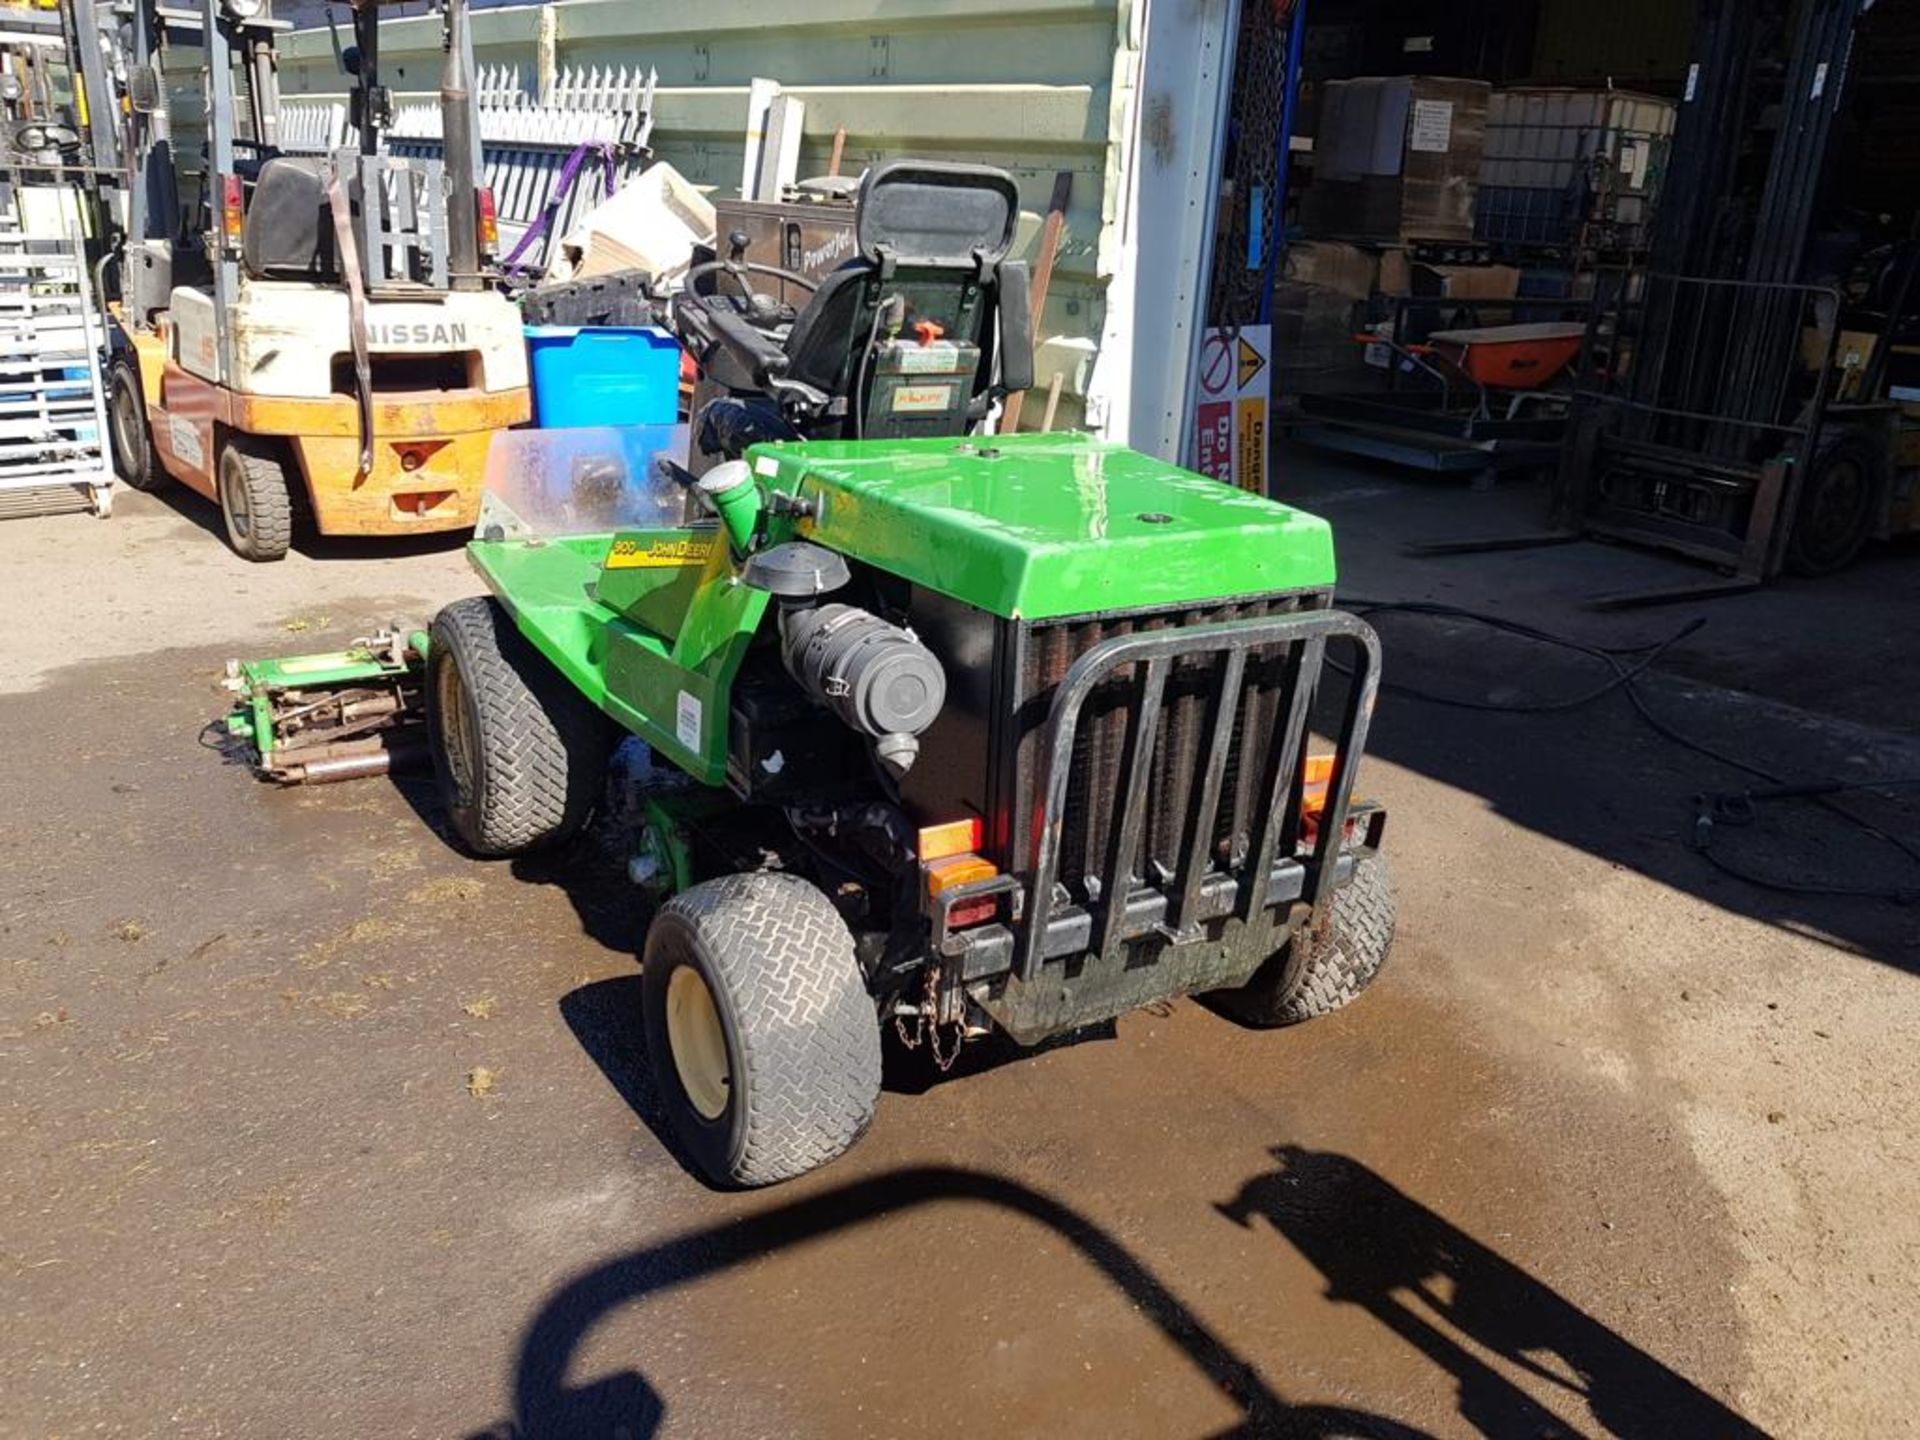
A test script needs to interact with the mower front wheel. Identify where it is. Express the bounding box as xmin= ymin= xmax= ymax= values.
xmin=642 ymin=872 xmax=881 ymax=1188
xmin=427 ymin=596 xmax=611 ymax=857
xmin=1207 ymin=854 xmax=1397 ymax=1028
